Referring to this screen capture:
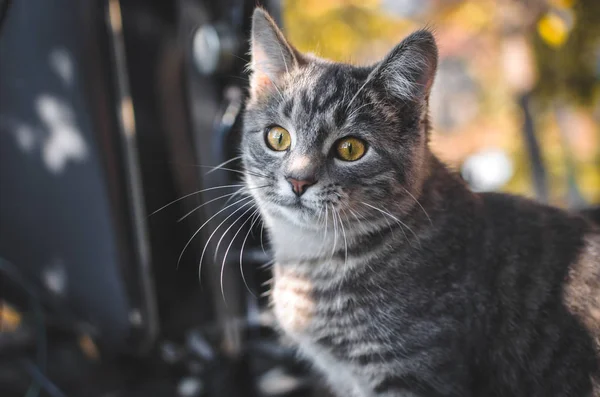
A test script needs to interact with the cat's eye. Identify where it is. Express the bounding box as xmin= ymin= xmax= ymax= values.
xmin=335 ymin=137 xmax=367 ymax=161
xmin=265 ymin=126 xmax=291 ymax=151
